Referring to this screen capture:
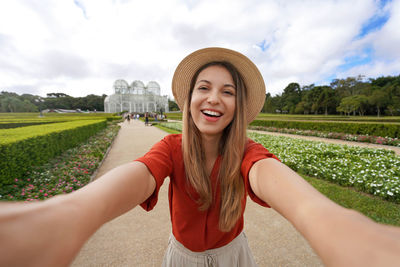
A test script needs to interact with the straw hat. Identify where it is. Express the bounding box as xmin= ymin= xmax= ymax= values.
xmin=172 ymin=47 xmax=266 ymax=124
